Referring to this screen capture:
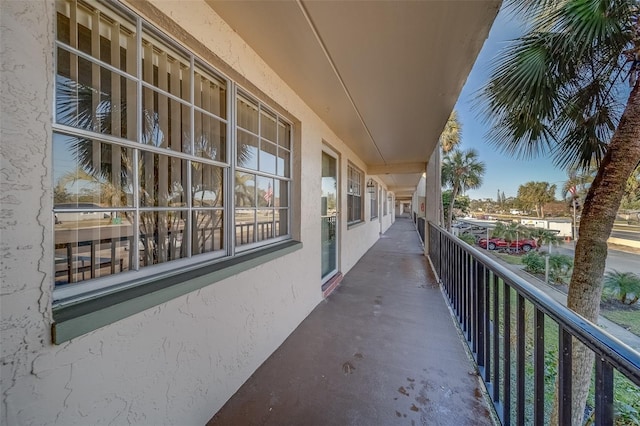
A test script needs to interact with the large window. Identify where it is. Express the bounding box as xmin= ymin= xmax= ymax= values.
xmin=53 ymin=0 xmax=292 ymax=298
xmin=347 ymin=164 xmax=363 ymax=225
